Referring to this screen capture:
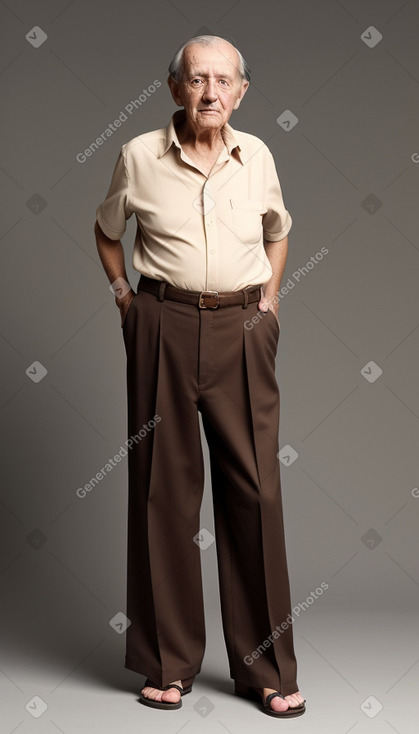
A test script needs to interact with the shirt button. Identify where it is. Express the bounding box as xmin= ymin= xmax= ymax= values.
xmin=210 ymin=249 xmax=215 ymax=255
xmin=207 ymin=220 xmax=214 ymax=227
